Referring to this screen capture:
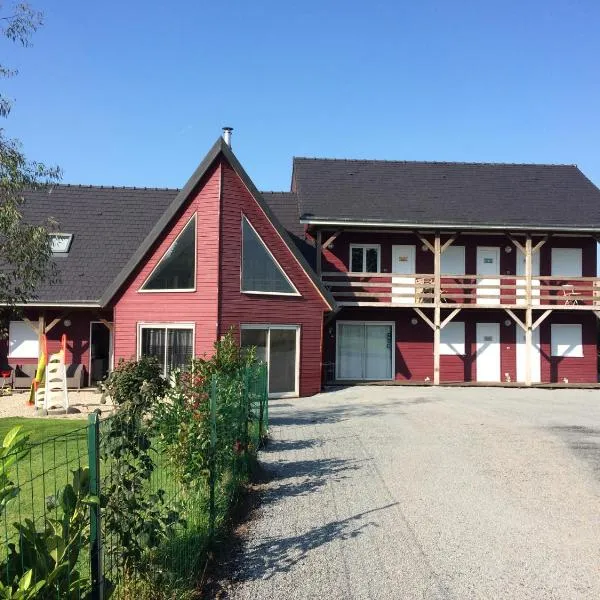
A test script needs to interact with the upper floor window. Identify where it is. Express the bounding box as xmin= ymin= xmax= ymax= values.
xmin=350 ymin=244 xmax=380 ymax=273
xmin=241 ymin=216 xmax=298 ymax=295
xmin=49 ymin=233 xmax=73 ymax=255
xmin=441 ymin=246 xmax=465 ymax=276
xmin=141 ymin=214 xmax=196 ymax=291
